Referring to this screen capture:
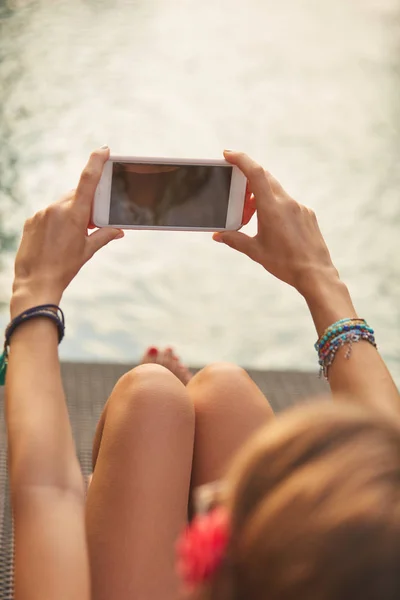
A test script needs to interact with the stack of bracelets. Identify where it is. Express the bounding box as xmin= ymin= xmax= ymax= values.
xmin=0 ymin=309 xmax=378 ymax=385
xmin=315 ymin=317 xmax=377 ymax=379
xmin=0 ymin=304 xmax=65 ymax=386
